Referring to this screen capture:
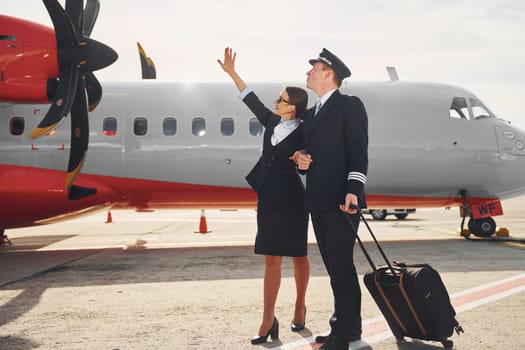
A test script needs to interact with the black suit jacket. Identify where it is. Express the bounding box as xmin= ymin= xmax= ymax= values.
xmin=243 ymin=92 xmax=305 ymax=202
xmin=302 ymin=90 xmax=368 ymax=212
